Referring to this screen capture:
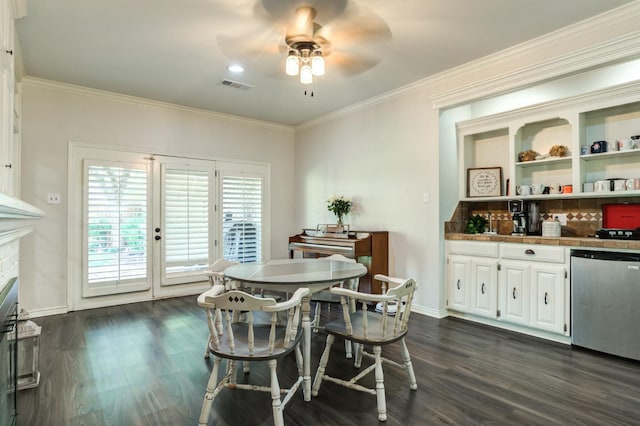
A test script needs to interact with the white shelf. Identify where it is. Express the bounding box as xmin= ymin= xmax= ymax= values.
xmin=461 ymin=190 xmax=640 ymax=202
xmin=580 ymin=149 xmax=640 ymax=161
xmin=516 ymin=156 xmax=571 ymax=168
